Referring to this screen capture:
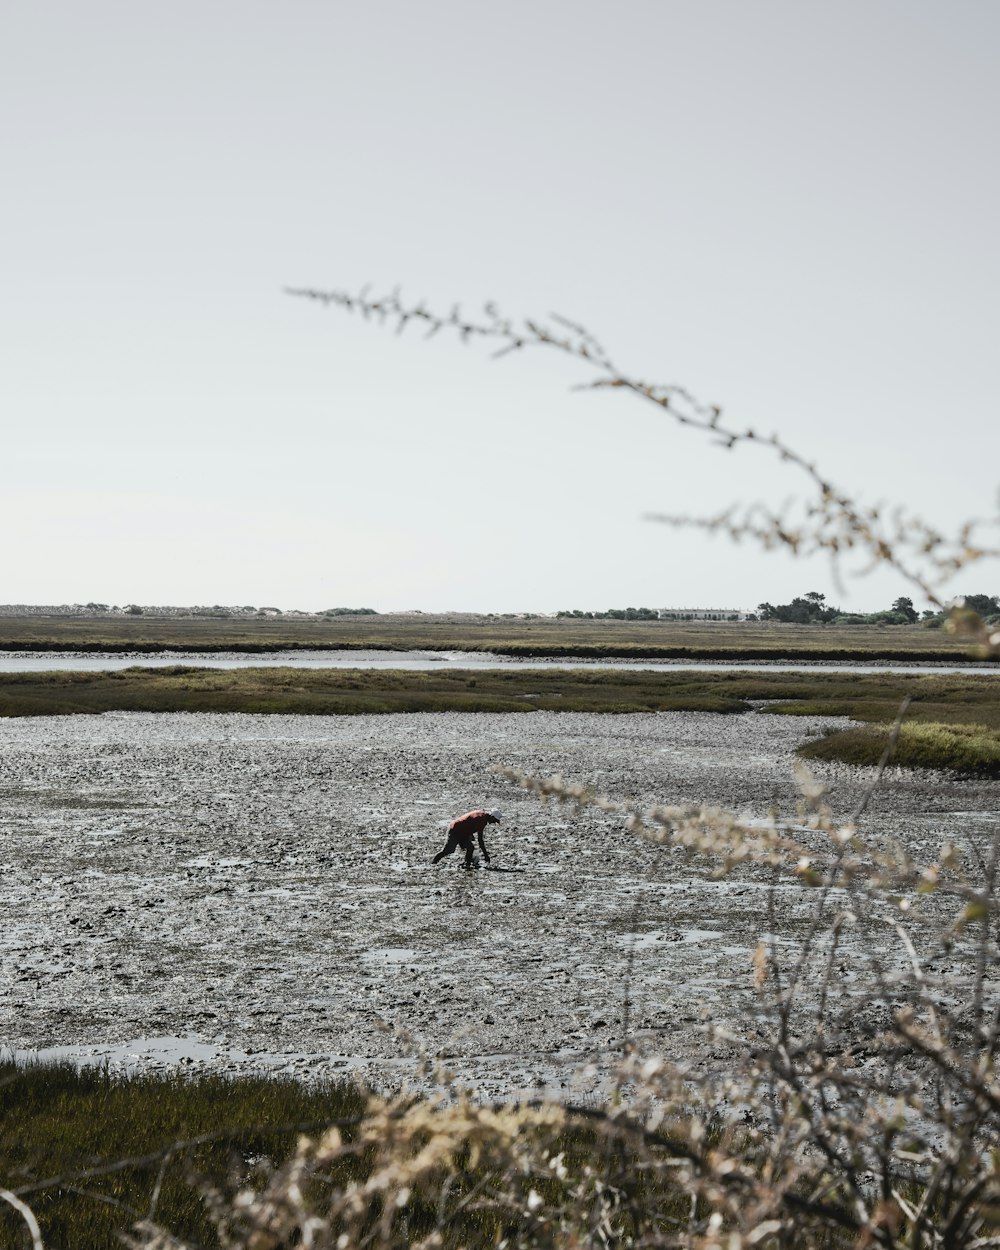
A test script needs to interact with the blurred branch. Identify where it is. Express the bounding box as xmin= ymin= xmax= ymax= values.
xmin=288 ymin=284 xmax=999 ymax=650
